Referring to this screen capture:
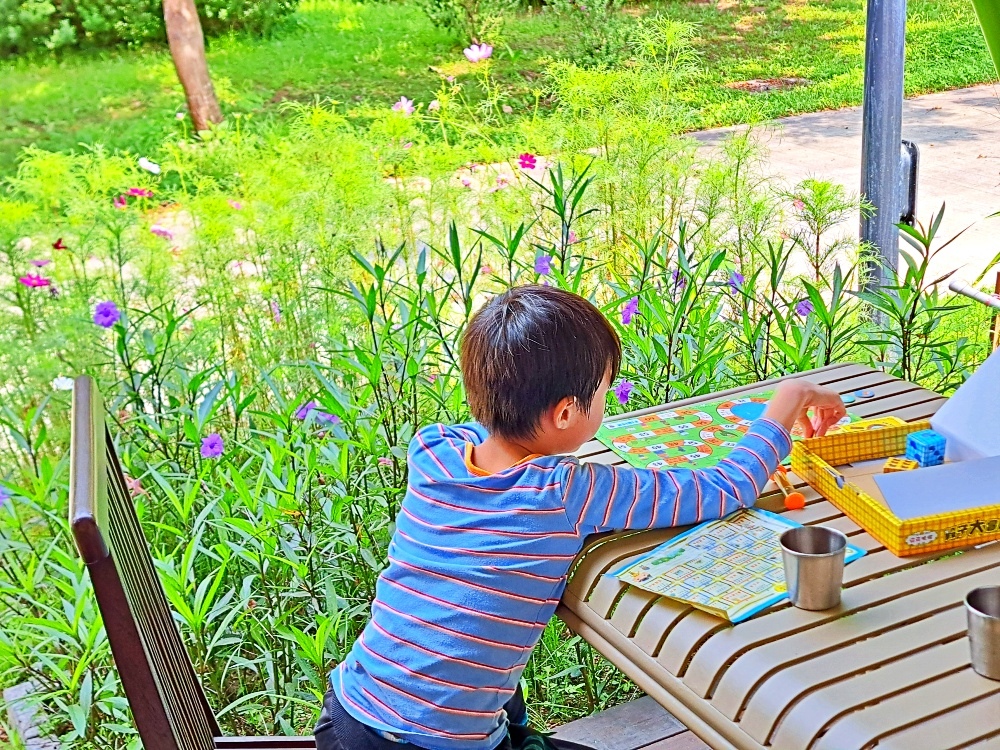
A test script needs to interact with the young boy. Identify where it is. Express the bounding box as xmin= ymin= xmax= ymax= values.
xmin=314 ymin=285 xmax=846 ymax=750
